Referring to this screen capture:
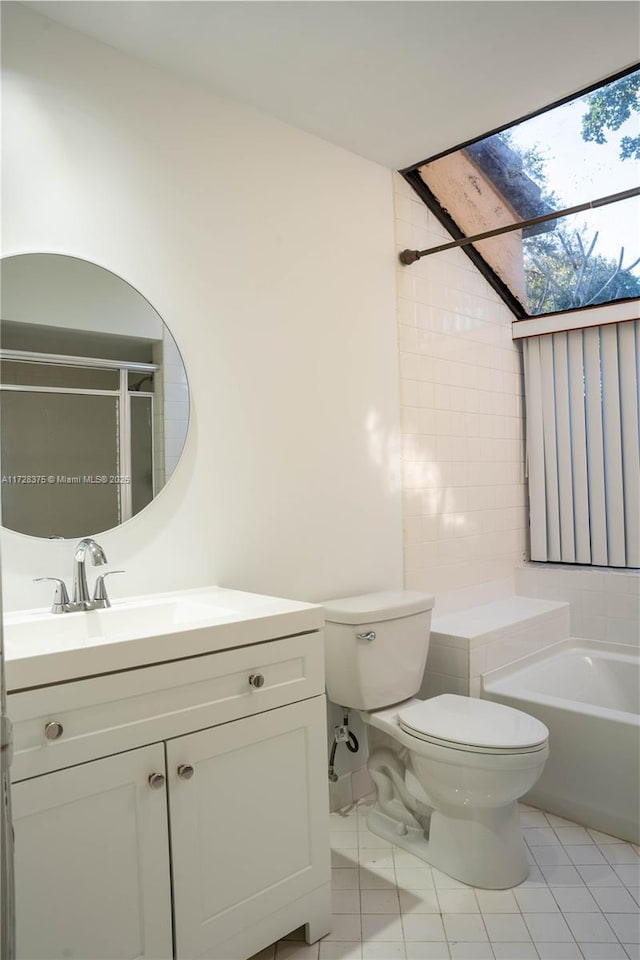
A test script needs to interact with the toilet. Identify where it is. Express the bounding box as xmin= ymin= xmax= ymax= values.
xmin=323 ymin=591 xmax=549 ymax=889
